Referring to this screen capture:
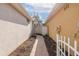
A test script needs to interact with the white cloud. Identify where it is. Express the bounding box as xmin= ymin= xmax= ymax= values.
xmin=27 ymin=3 xmax=56 ymax=13
xmin=30 ymin=3 xmax=53 ymax=9
xmin=23 ymin=3 xmax=56 ymax=22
